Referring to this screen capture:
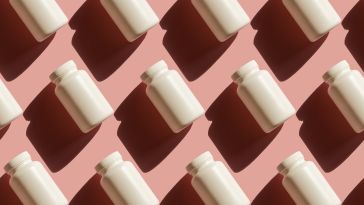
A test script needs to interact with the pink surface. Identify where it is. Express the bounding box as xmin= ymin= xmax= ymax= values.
xmin=0 ymin=0 xmax=363 ymax=204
